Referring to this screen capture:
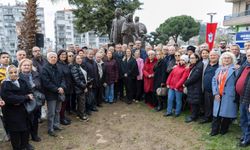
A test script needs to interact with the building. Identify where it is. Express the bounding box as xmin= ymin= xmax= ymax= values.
xmin=54 ymin=9 xmax=109 ymax=51
xmin=0 ymin=3 xmax=45 ymax=59
xmin=224 ymin=0 xmax=250 ymax=31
